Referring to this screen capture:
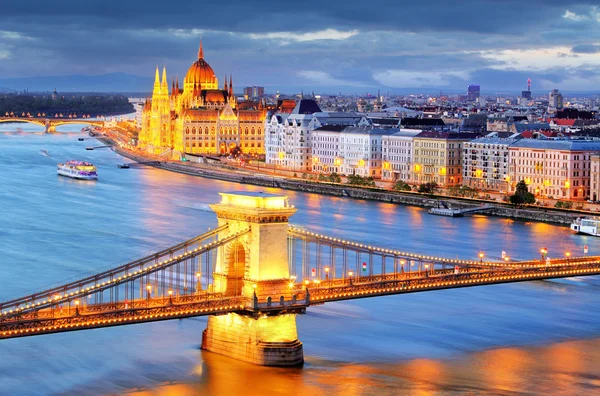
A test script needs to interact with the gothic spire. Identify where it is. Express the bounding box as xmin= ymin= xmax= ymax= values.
xmin=198 ymin=38 xmax=204 ymax=59
xmin=229 ymin=75 xmax=233 ymax=96
xmin=153 ymin=66 xmax=160 ymax=93
xmin=223 ymin=75 xmax=227 ymax=91
xmin=161 ymin=66 xmax=168 ymax=90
